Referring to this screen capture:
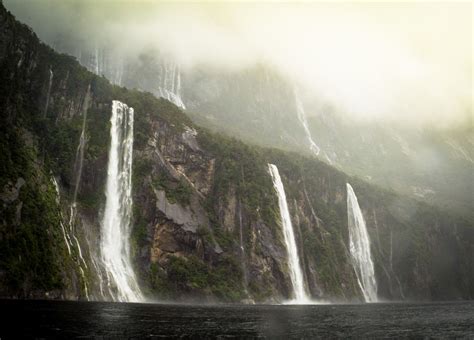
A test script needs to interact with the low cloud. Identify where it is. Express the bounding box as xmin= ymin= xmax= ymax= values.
xmin=5 ymin=0 xmax=472 ymax=127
